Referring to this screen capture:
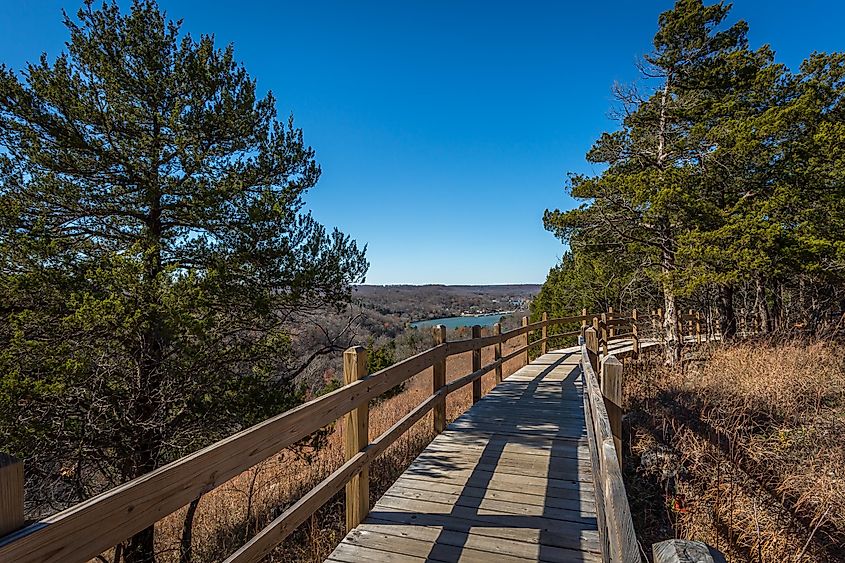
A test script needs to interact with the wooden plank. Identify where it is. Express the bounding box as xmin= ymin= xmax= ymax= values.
xmin=446 ymin=333 xmax=503 ymax=356
xmin=372 ymin=494 xmax=595 ymax=531
xmin=493 ymin=323 xmax=503 ymax=383
xmin=522 ymin=316 xmax=529 ymax=365
xmin=387 ymin=475 xmax=596 ymax=510
xmin=433 ymin=325 xmax=447 ymax=434
xmin=366 ymin=510 xmax=601 ymax=555
xmin=344 ymin=347 xmax=369 ymax=531
xmin=409 ymin=451 xmax=594 ymax=481
xmin=358 ymin=521 xmax=603 ymax=562
xmin=381 ymin=483 xmax=595 ymax=522
xmin=541 ymin=312 xmax=548 ymax=354
xmin=343 ymin=526 xmax=536 ymax=563
xmin=600 ymin=355 xmax=623 ymax=465
xmin=397 ymin=470 xmax=595 ymax=505
xmin=580 ymin=342 xmax=639 ymax=563
xmin=412 ymin=436 xmax=592 ymax=464
xmin=499 ymin=344 xmax=529 ymax=366
xmin=602 ymin=440 xmax=639 ymax=563
xmin=471 ymin=325 xmax=482 ymax=403
xmin=403 ymin=461 xmax=594 ymax=492
xmin=425 ymin=434 xmax=592 ymax=461
xmin=329 ymin=542 xmax=428 ymax=563
xmin=0 ymin=454 xmax=23 ymax=538
xmin=441 ymin=427 xmax=587 ymax=443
